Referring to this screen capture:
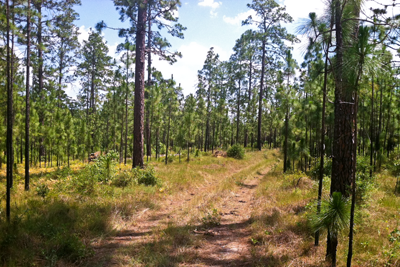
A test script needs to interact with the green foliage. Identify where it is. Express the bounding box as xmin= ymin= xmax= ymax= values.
xmin=72 ymin=167 xmax=97 ymax=195
xmin=357 ymin=155 xmax=373 ymax=174
xmin=112 ymin=170 xmax=134 ymax=188
xmin=134 ymin=166 xmax=160 ymax=186
xmin=201 ymin=208 xmax=221 ymax=227
xmin=194 ymin=149 xmax=200 ymax=157
xmin=36 ymin=184 xmax=50 ymax=199
xmin=310 ymin=192 xmax=350 ymax=238
xmin=202 ymin=151 xmax=212 ymax=157
xmin=310 ymin=156 xmax=332 ymax=179
xmin=92 ymin=150 xmax=119 ymax=182
xmin=54 ymin=167 xmax=72 ymax=180
xmin=355 ymin=171 xmax=375 ymax=203
xmin=227 ymin=144 xmax=245 ymax=159
xmin=167 ymin=156 xmax=174 ymax=163
xmin=159 ymin=143 xmax=166 ymax=155
xmin=385 ymin=229 xmax=400 ymax=265
xmin=0 ymin=201 xmax=94 ymax=266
